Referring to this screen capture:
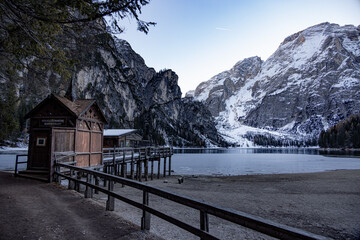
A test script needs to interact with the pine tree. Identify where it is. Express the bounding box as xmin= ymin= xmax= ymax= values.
xmin=318 ymin=114 xmax=360 ymax=149
xmin=0 ymin=82 xmax=19 ymax=144
xmin=0 ymin=0 xmax=155 ymax=81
